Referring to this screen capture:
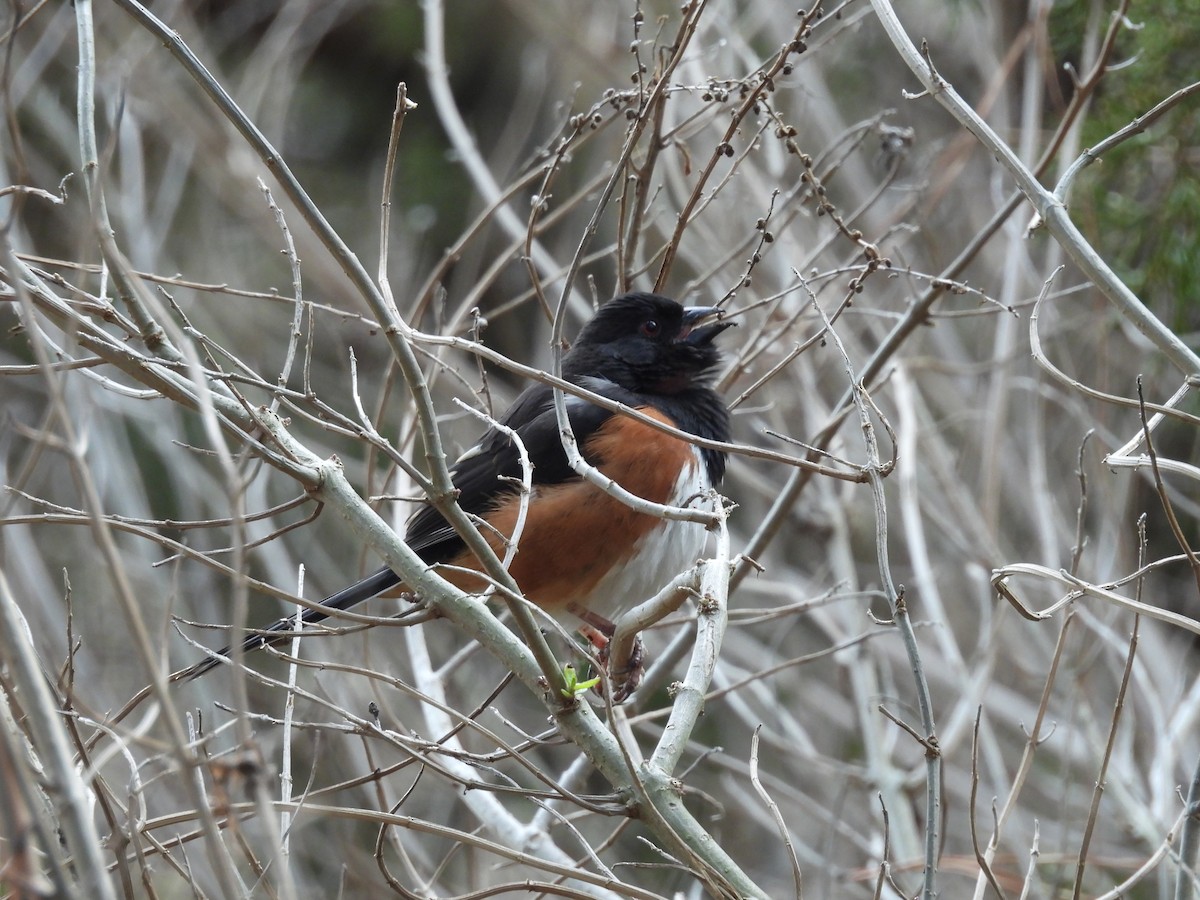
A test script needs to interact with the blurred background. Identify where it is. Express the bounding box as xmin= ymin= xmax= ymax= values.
xmin=3 ymin=0 xmax=1200 ymax=897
